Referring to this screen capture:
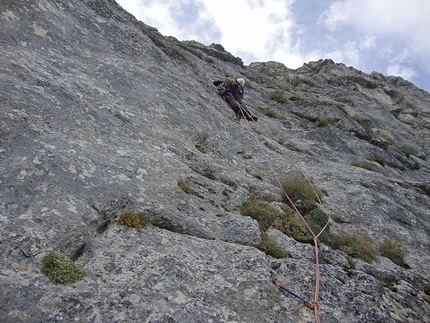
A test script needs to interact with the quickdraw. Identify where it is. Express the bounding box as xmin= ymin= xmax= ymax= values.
xmin=272 ymin=279 xmax=315 ymax=310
